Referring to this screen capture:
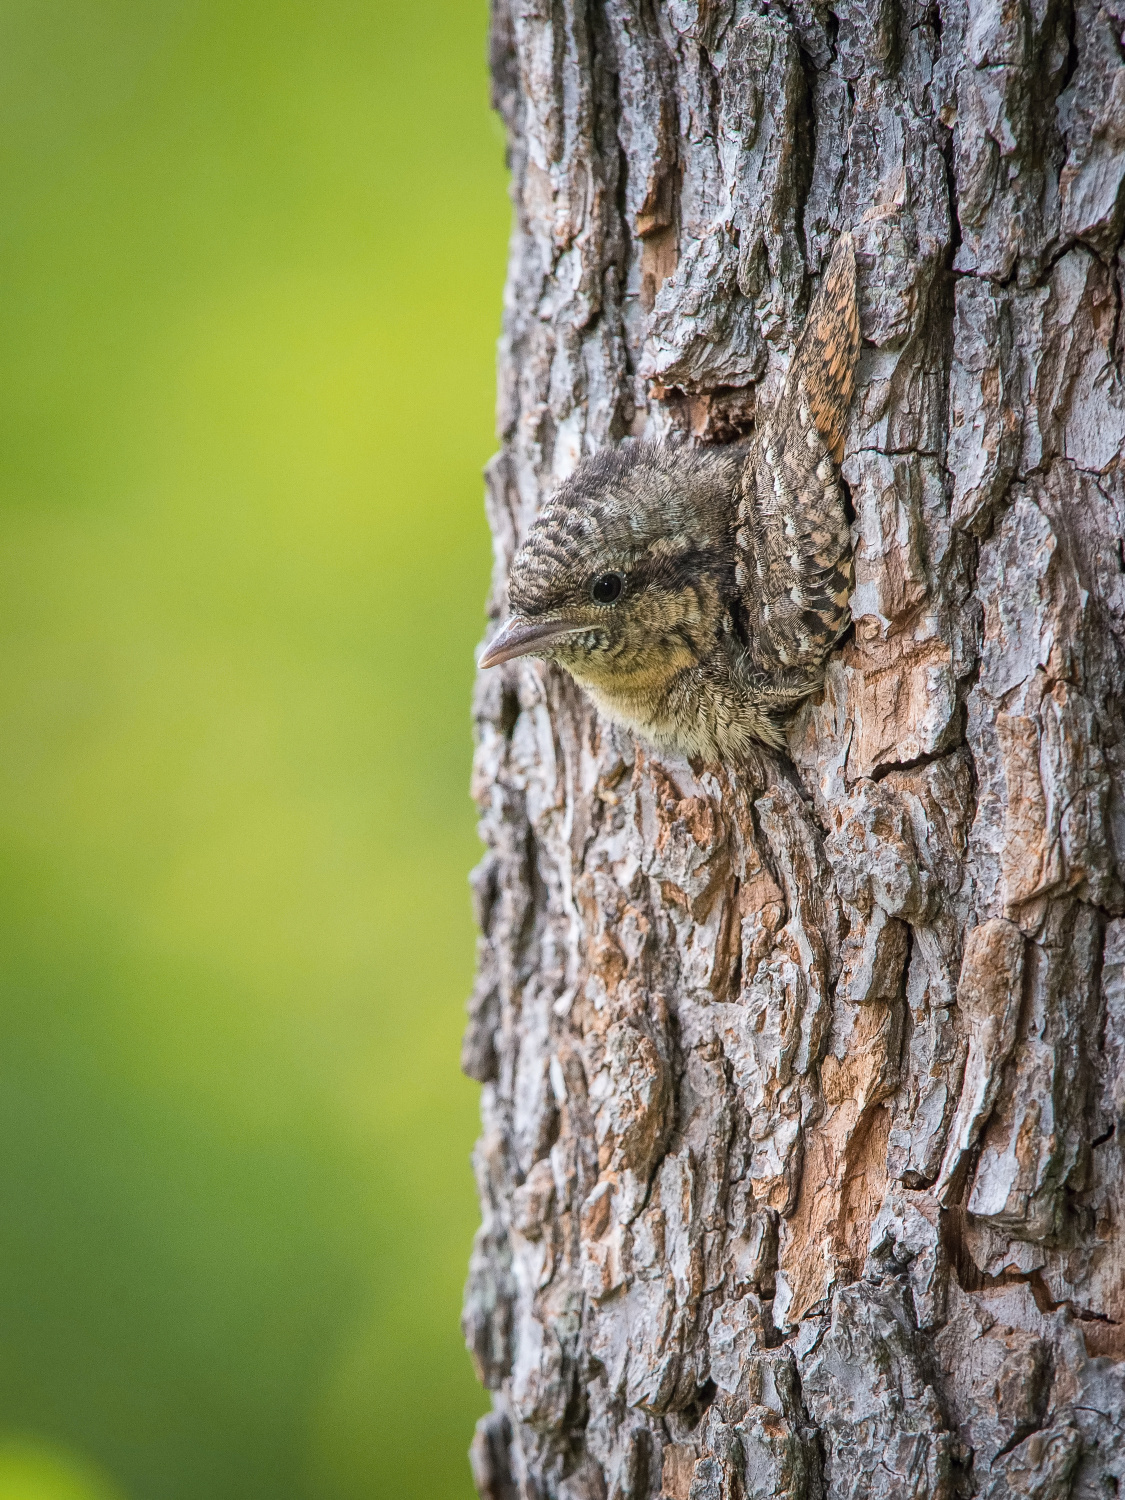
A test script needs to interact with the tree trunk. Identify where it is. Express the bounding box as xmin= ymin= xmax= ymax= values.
xmin=462 ymin=2 xmax=1125 ymax=1496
